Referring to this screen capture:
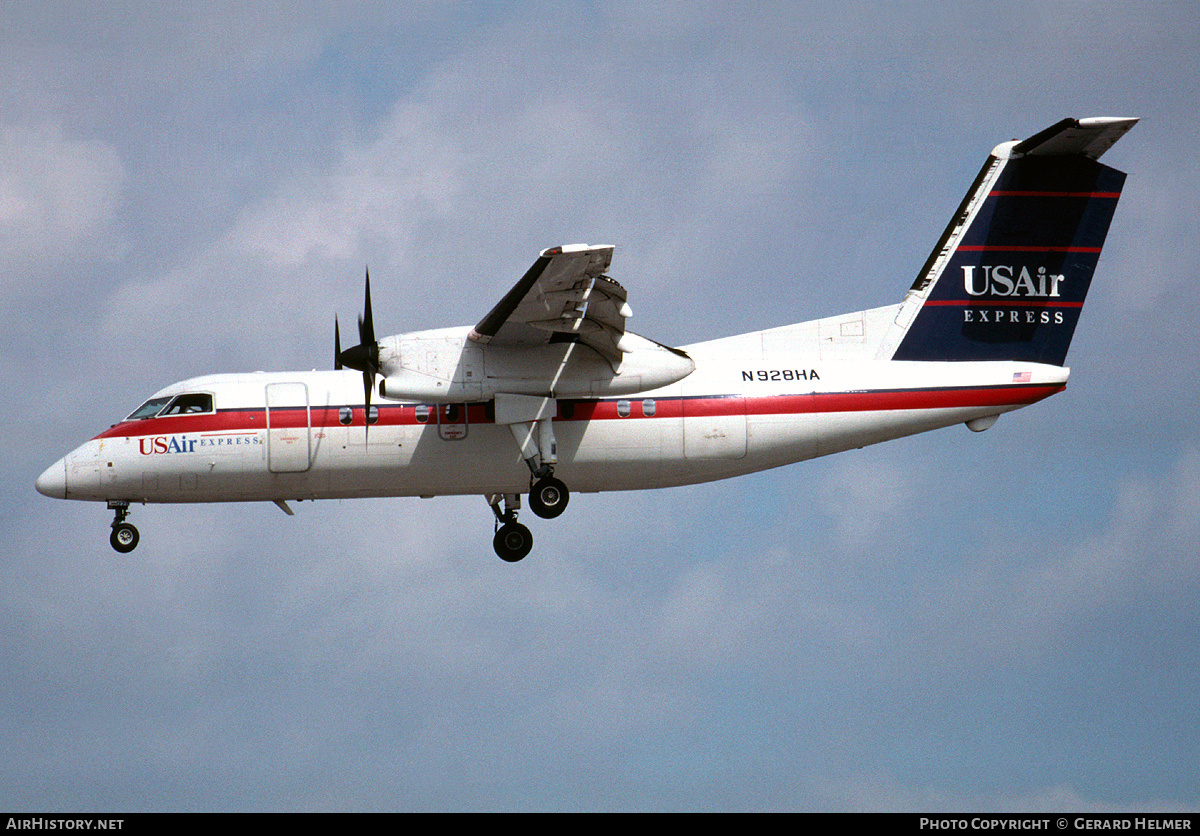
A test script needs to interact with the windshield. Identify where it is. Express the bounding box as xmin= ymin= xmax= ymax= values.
xmin=127 ymin=397 xmax=172 ymax=420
